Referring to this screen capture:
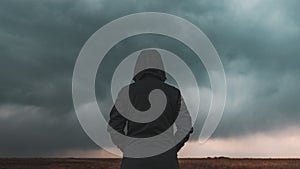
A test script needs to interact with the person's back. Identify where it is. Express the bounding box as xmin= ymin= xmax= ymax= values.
xmin=127 ymin=73 xmax=180 ymax=138
xmin=108 ymin=50 xmax=193 ymax=169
